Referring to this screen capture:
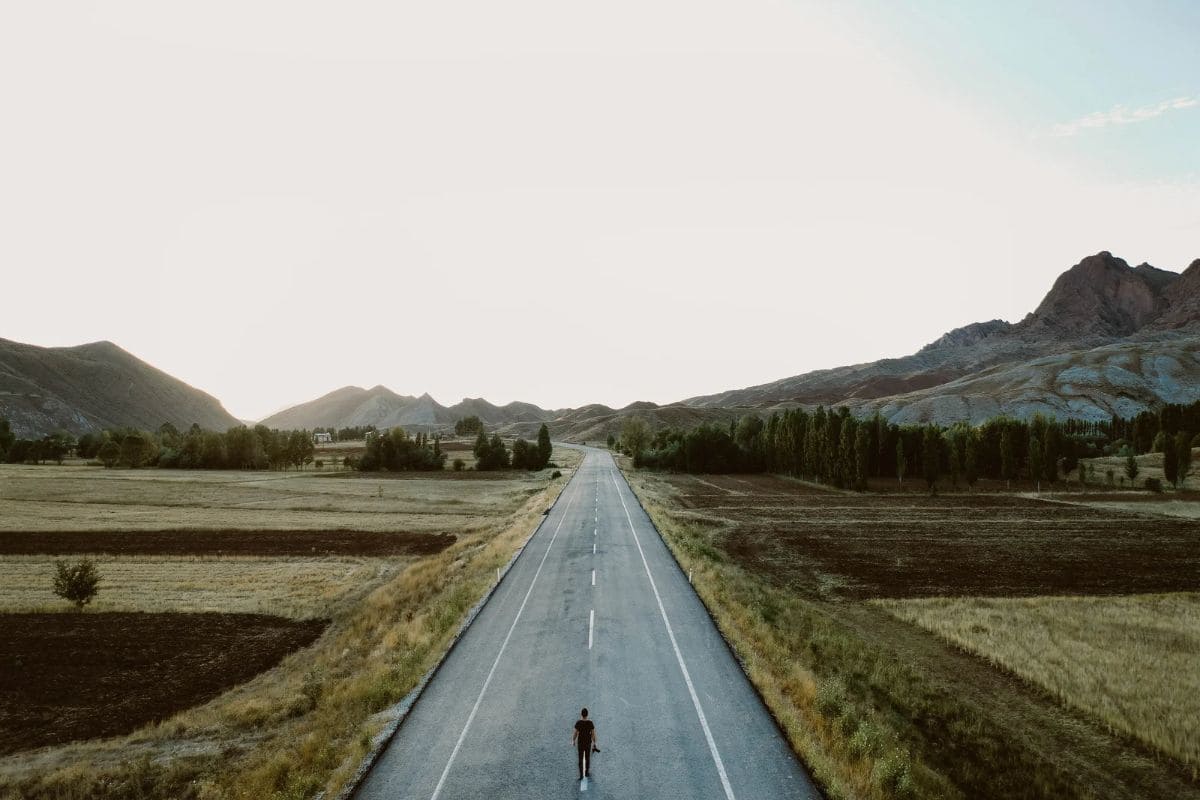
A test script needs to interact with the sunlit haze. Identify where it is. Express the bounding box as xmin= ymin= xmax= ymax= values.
xmin=4 ymin=1 xmax=1198 ymax=420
